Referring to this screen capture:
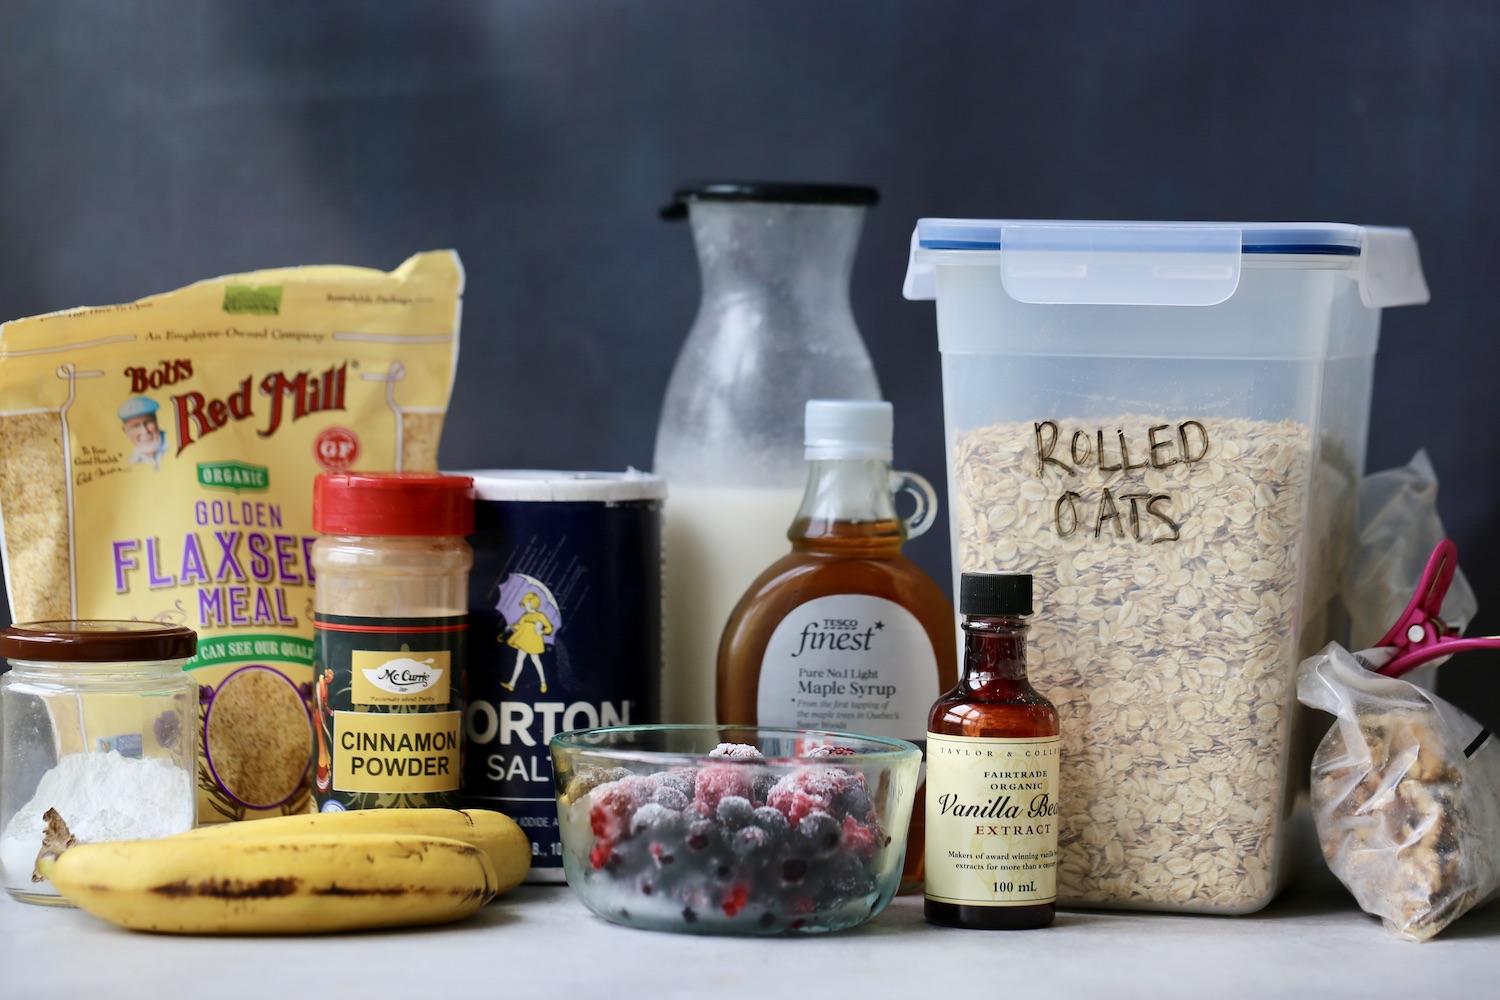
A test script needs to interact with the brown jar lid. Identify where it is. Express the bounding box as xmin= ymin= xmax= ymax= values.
xmin=0 ymin=620 xmax=197 ymax=662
